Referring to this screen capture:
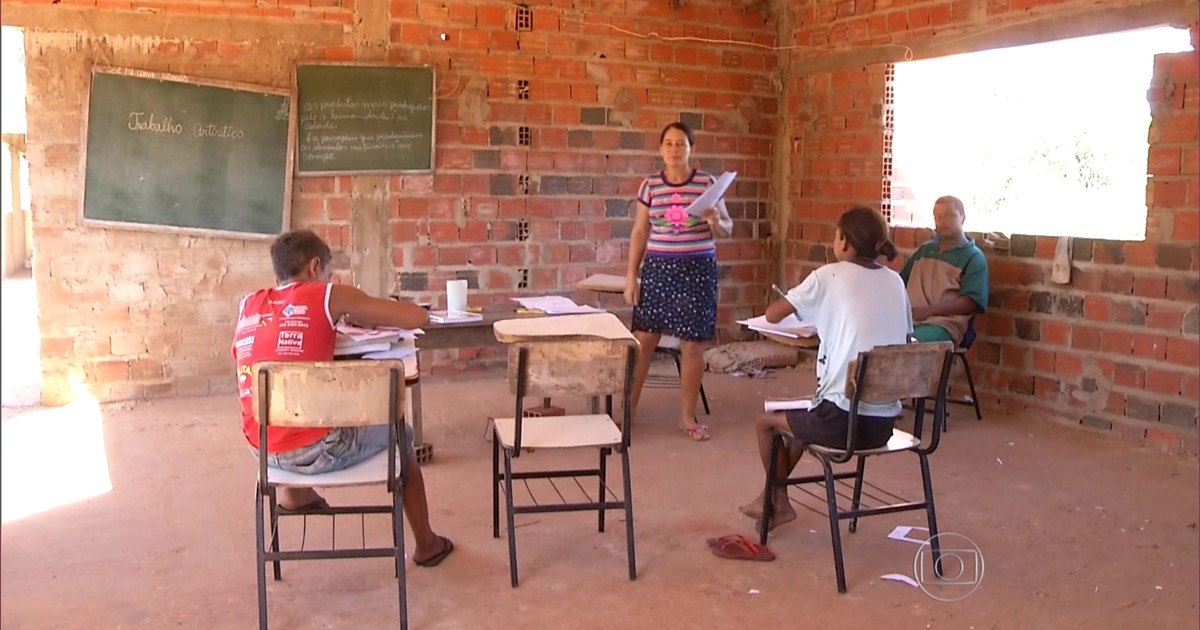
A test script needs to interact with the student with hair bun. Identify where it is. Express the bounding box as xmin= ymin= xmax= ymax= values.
xmin=739 ymin=205 xmax=913 ymax=531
